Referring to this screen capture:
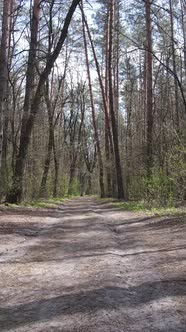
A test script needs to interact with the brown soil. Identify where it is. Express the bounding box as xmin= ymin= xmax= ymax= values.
xmin=0 ymin=197 xmax=185 ymax=332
